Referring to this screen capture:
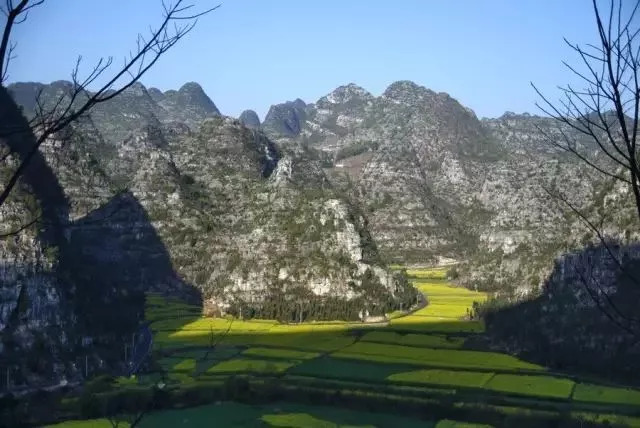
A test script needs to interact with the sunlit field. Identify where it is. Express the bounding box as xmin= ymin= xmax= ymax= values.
xmin=54 ymin=267 xmax=640 ymax=427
